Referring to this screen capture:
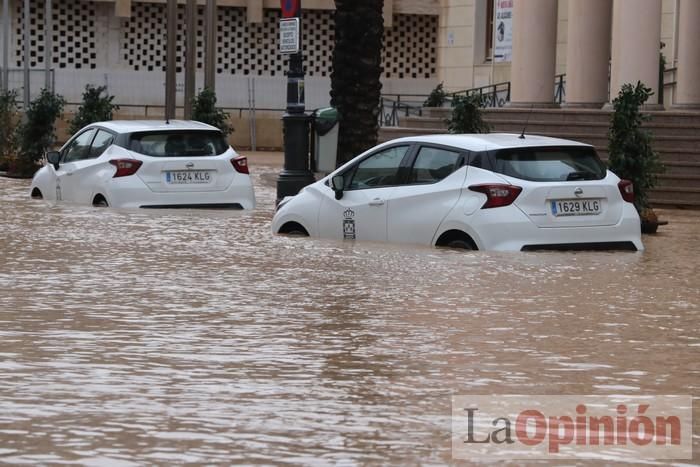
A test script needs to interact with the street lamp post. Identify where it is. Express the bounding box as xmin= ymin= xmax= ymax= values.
xmin=276 ymin=0 xmax=315 ymax=204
